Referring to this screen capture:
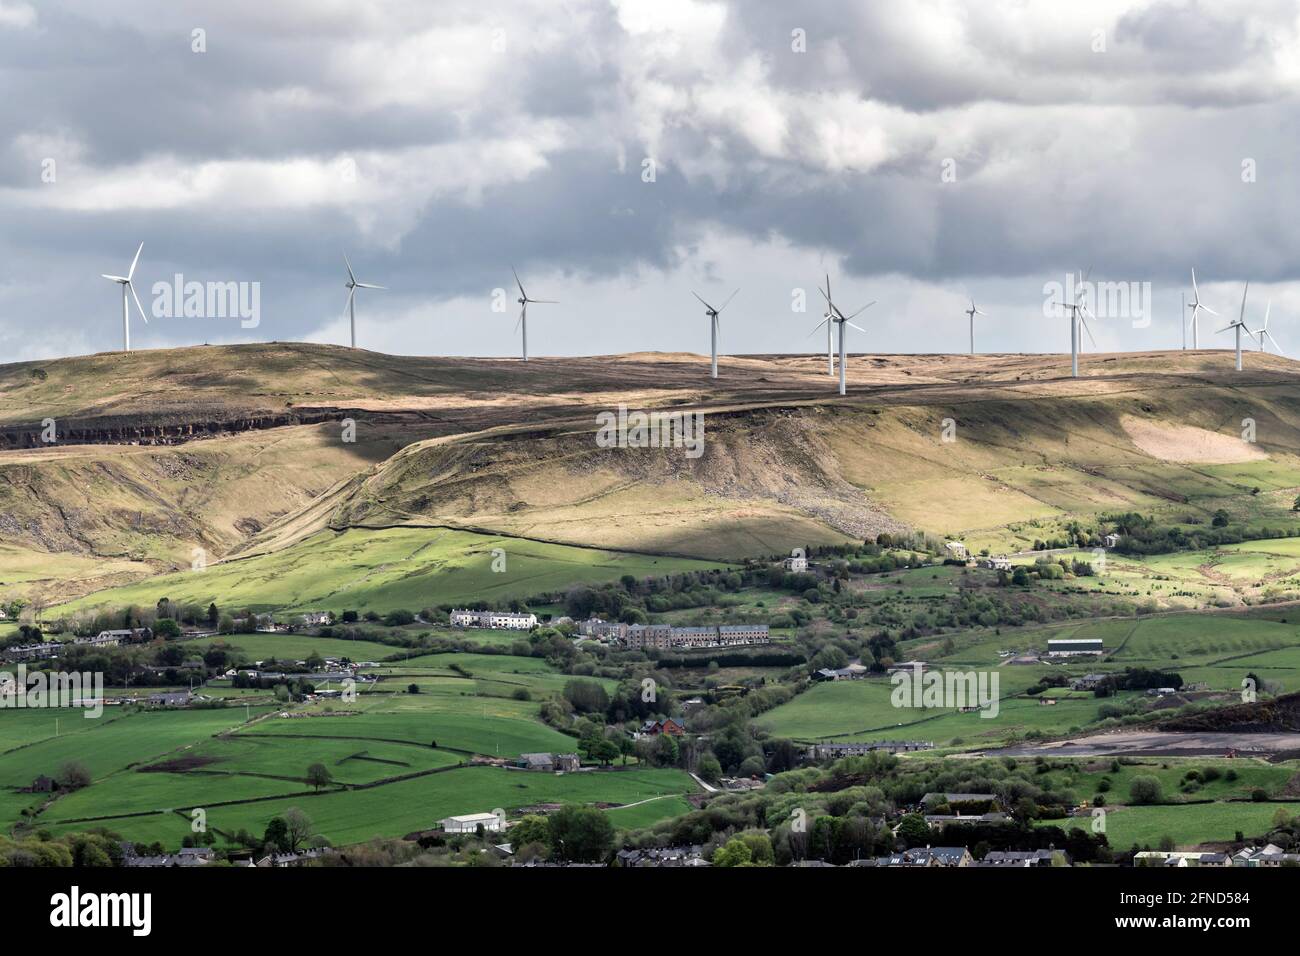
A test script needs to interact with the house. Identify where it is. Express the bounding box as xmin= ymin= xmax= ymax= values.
xmin=555 ymin=753 xmax=581 ymax=772
xmin=782 ymin=554 xmax=808 ymax=573
xmin=944 ymin=541 xmax=968 ymax=561
xmin=1103 ymin=533 xmax=1121 ymax=548
xmin=438 ymin=812 xmax=504 ymax=834
xmin=815 ymin=665 xmax=867 ymax=681
xmin=146 ymin=692 xmax=192 ymax=707
xmin=1135 ymin=851 xmax=1232 ymax=867
xmin=977 ymin=849 xmax=1065 ymax=867
xmin=620 ymin=623 xmax=770 ymax=650
xmin=1146 ymin=687 xmax=1178 ymax=697
xmin=615 ymin=845 xmax=709 ymax=867
xmin=23 ymin=775 xmax=54 ymax=793
xmin=517 ymin=753 xmax=556 ymax=772
xmin=1070 ymin=673 xmax=1108 ymax=691
xmin=1046 ymin=638 xmax=1104 ymax=657
xmin=806 ymin=741 xmax=933 ymax=760
xmin=300 ymin=611 xmax=332 ymax=626
xmin=877 ymin=847 xmax=972 ymax=867
xmin=449 ymin=609 xmax=538 ymax=630
xmin=639 ymin=718 xmax=686 ymax=737
xmin=979 ymin=555 xmax=1012 ymax=571
xmin=925 ymin=812 xmax=1008 ymax=828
